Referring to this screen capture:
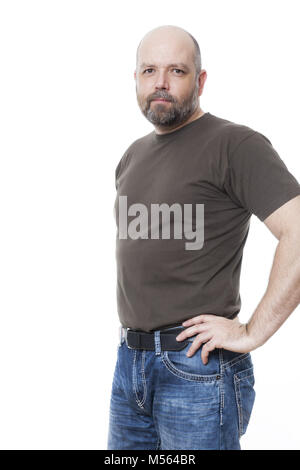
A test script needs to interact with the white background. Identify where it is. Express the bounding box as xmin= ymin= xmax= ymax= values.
xmin=0 ymin=0 xmax=299 ymax=450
